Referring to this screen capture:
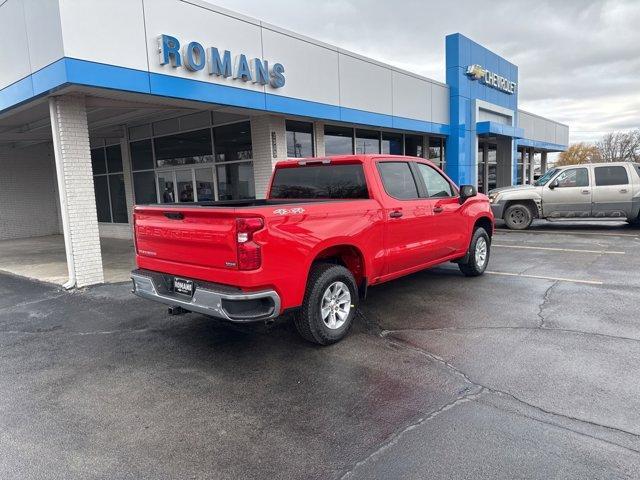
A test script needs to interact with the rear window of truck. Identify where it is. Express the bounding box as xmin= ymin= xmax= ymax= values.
xmin=270 ymin=164 xmax=369 ymax=199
